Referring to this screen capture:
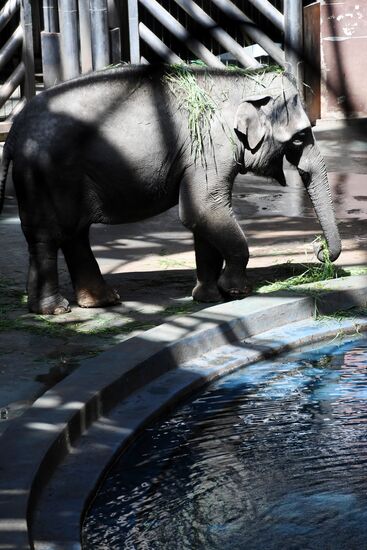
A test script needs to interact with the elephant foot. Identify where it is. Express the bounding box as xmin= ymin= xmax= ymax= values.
xmin=76 ymin=285 xmax=121 ymax=308
xmin=218 ymin=274 xmax=252 ymax=301
xmin=221 ymin=287 xmax=252 ymax=300
xmin=192 ymin=282 xmax=223 ymax=303
xmin=28 ymin=295 xmax=71 ymax=315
